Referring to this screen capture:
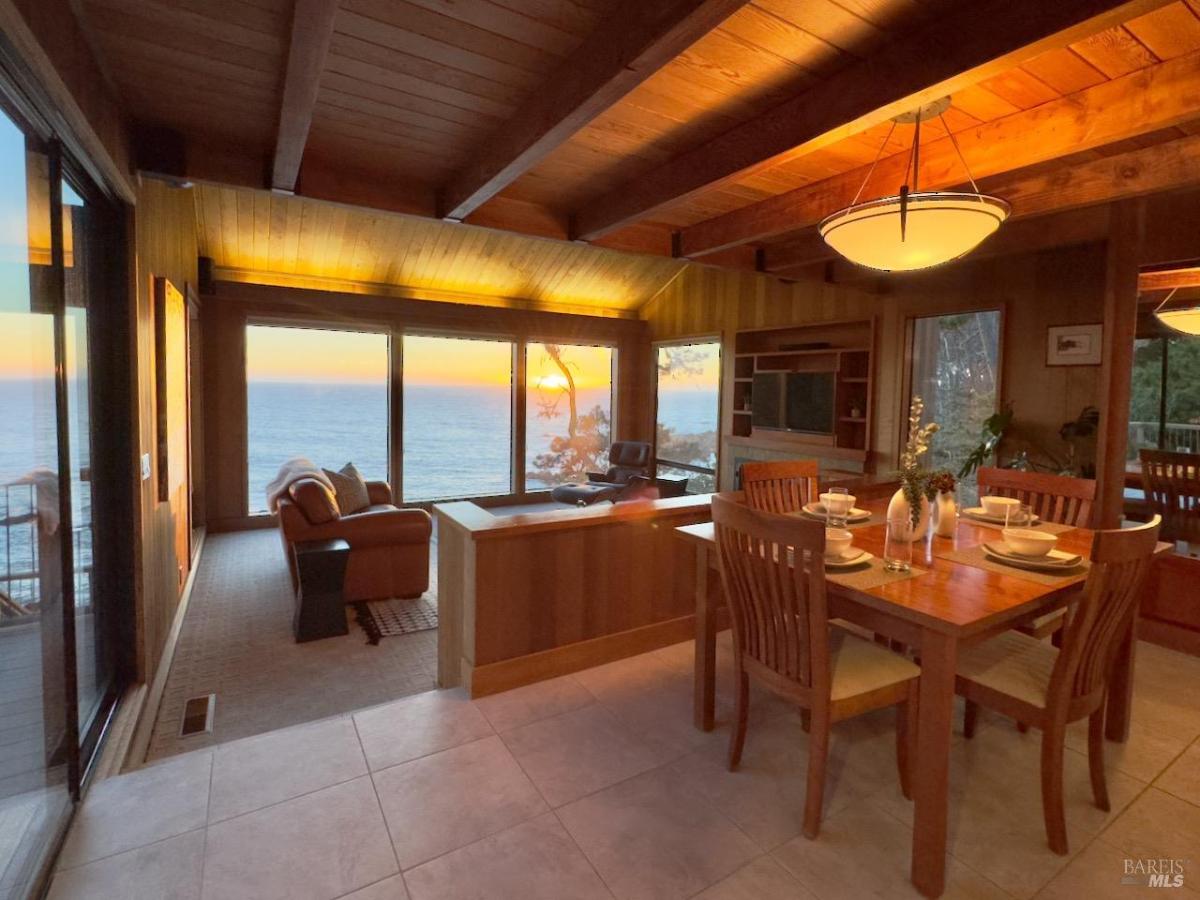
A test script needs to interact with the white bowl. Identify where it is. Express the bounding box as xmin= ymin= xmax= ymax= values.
xmin=1001 ymin=528 xmax=1057 ymax=557
xmin=981 ymin=495 xmax=1021 ymax=519
xmin=820 ymin=492 xmax=857 ymax=515
xmin=825 ymin=528 xmax=853 ymax=557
